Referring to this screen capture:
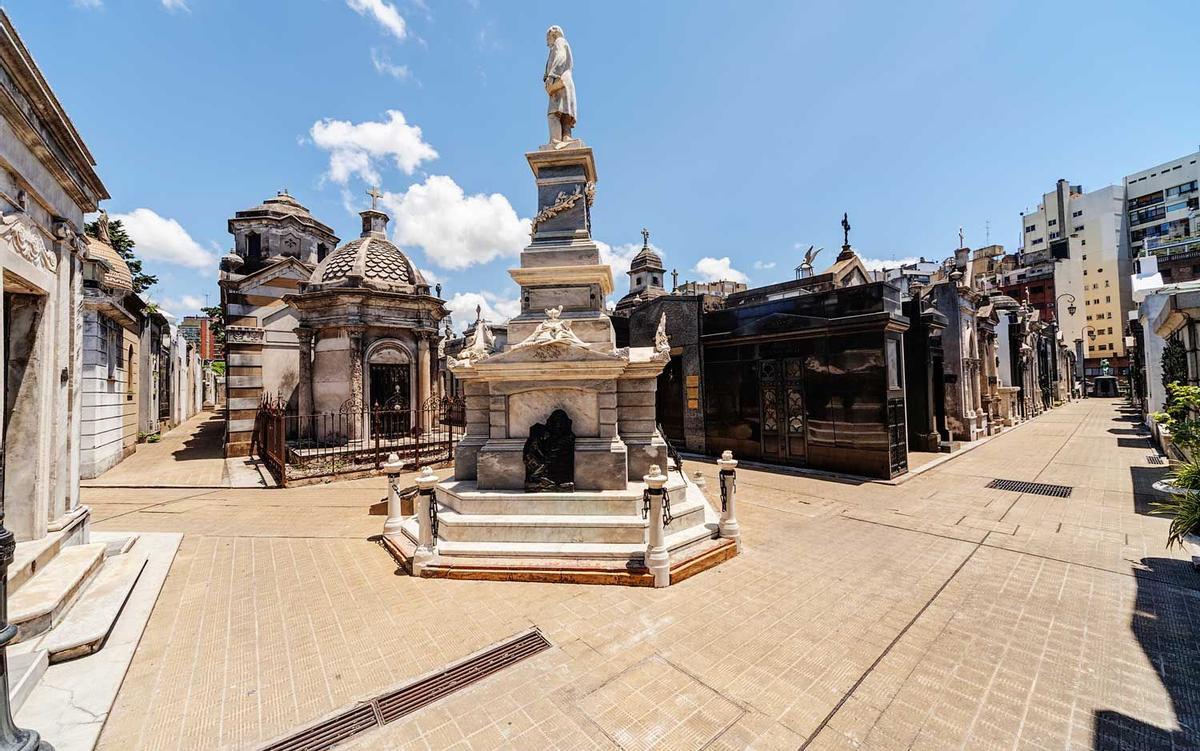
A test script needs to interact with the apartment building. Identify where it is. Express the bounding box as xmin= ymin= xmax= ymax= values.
xmin=1019 ymin=180 xmax=1128 ymax=374
xmin=1124 ymin=150 xmax=1200 ymax=284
